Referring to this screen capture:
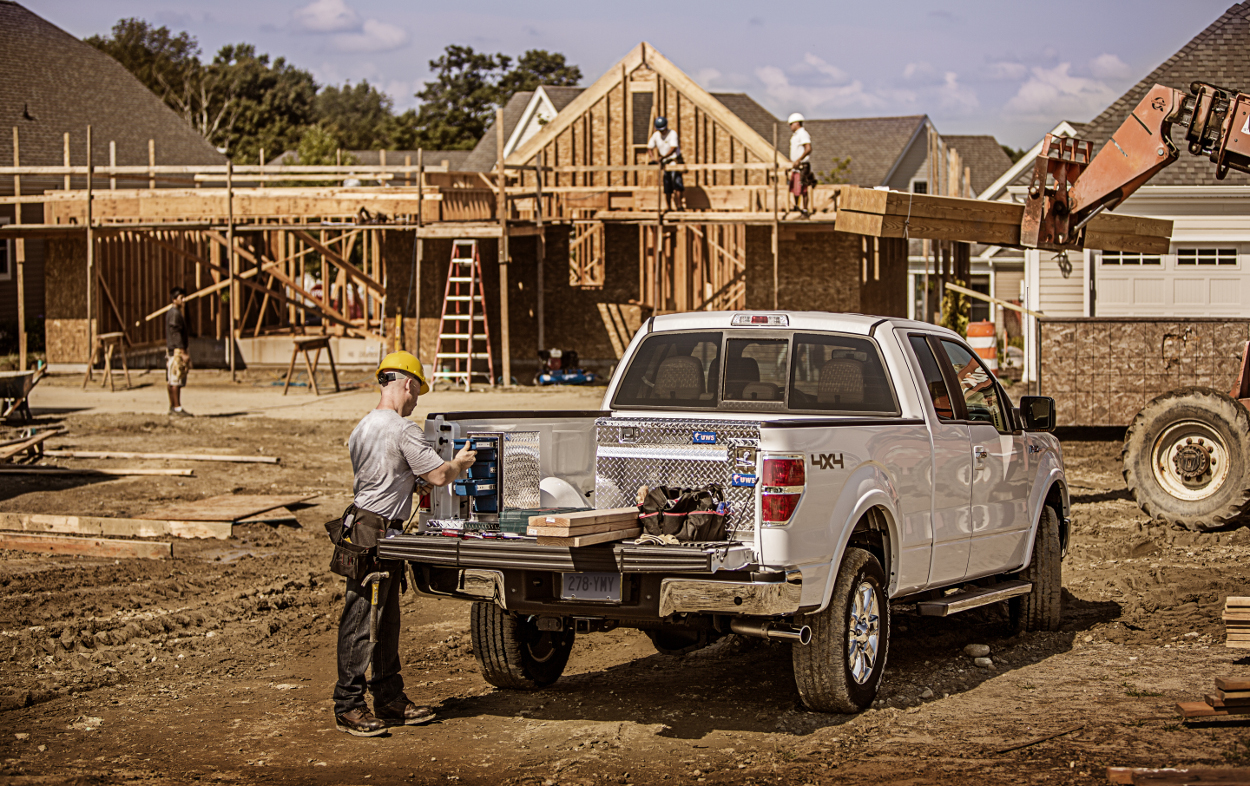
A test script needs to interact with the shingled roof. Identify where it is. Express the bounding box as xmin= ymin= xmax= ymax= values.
xmin=711 ymin=93 xmax=780 ymax=142
xmin=944 ymin=135 xmax=1014 ymax=196
xmin=0 ymin=1 xmax=224 ymax=196
xmin=463 ymin=91 xmax=534 ymax=172
xmin=1074 ymin=1 xmax=1250 ymax=186
xmin=801 ymin=115 xmax=927 ymax=187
